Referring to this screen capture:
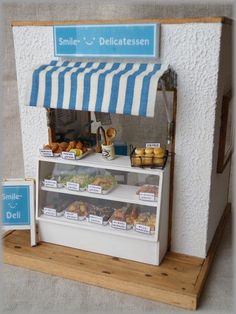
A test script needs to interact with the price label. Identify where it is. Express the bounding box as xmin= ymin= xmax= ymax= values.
xmin=89 ymin=215 xmax=103 ymax=225
xmin=66 ymin=182 xmax=80 ymax=191
xmin=61 ymin=152 xmax=76 ymax=160
xmin=111 ymin=220 xmax=127 ymax=230
xmin=43 ymin=207 xmax=57 ymax=217
xmin=139 ymin=192 xmax=155 ymax=202
xmin=64 ymin=211 xmax=78 ymax=220
xmin=87 ymin=185 xmax=102 ymax=194
xmin=135 ymin=224 xmax=151 ymax=234
xmin=145 ymin=143 xmax=161 ymax=148
xmin=40 ymin=149 xmax=53 ymax=157
xmin=44 ymin=179 xmax=58 ymax=188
